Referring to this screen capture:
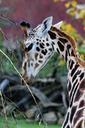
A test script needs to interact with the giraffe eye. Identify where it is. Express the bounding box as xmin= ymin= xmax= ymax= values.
xmin=27 ymin=43 xmax=34 ymax=51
